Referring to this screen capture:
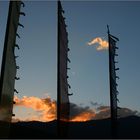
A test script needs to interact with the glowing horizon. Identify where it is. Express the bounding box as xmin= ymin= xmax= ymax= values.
xmin=12 ymin=95 xmax=139 ymax=123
